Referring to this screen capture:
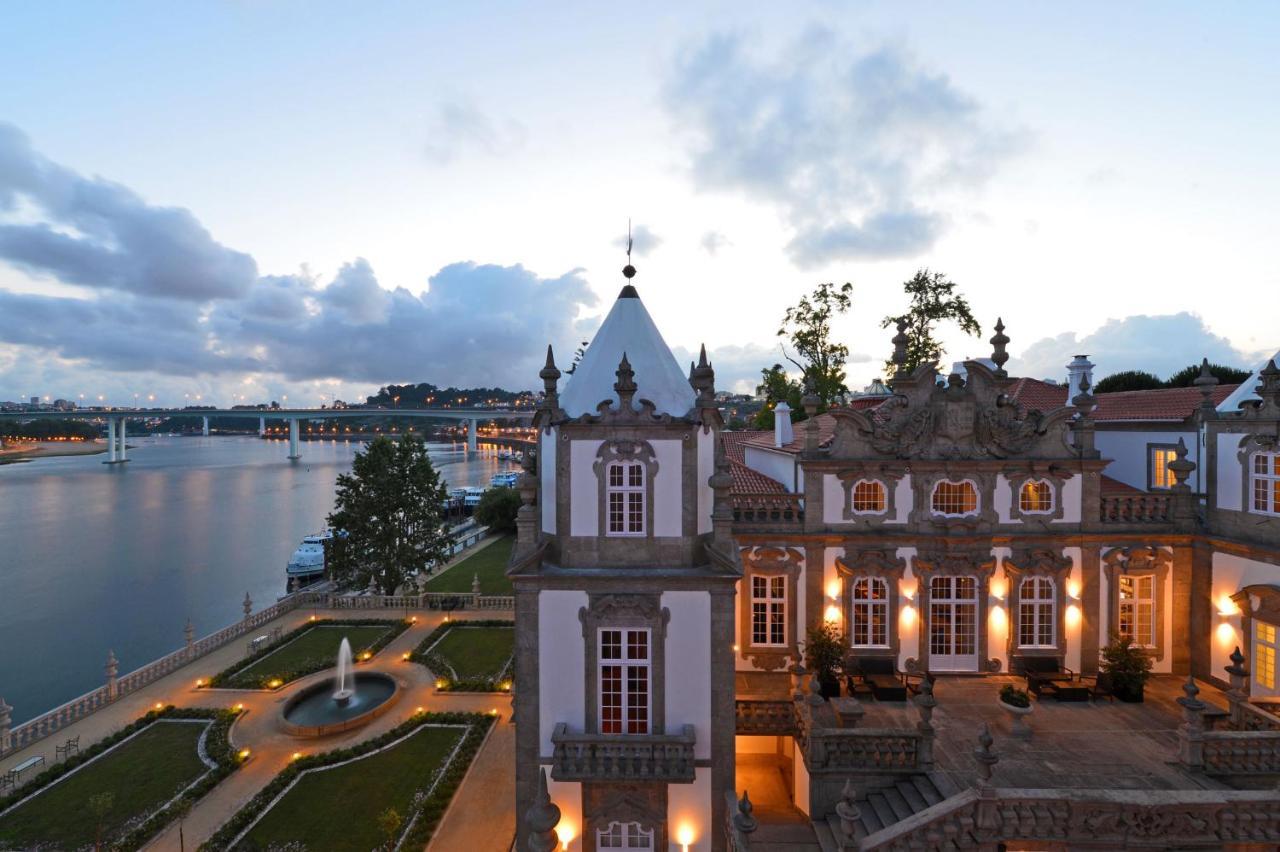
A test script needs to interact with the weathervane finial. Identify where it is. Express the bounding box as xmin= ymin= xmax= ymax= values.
xmin=622 ymin=217 xmax=636 ymax=280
